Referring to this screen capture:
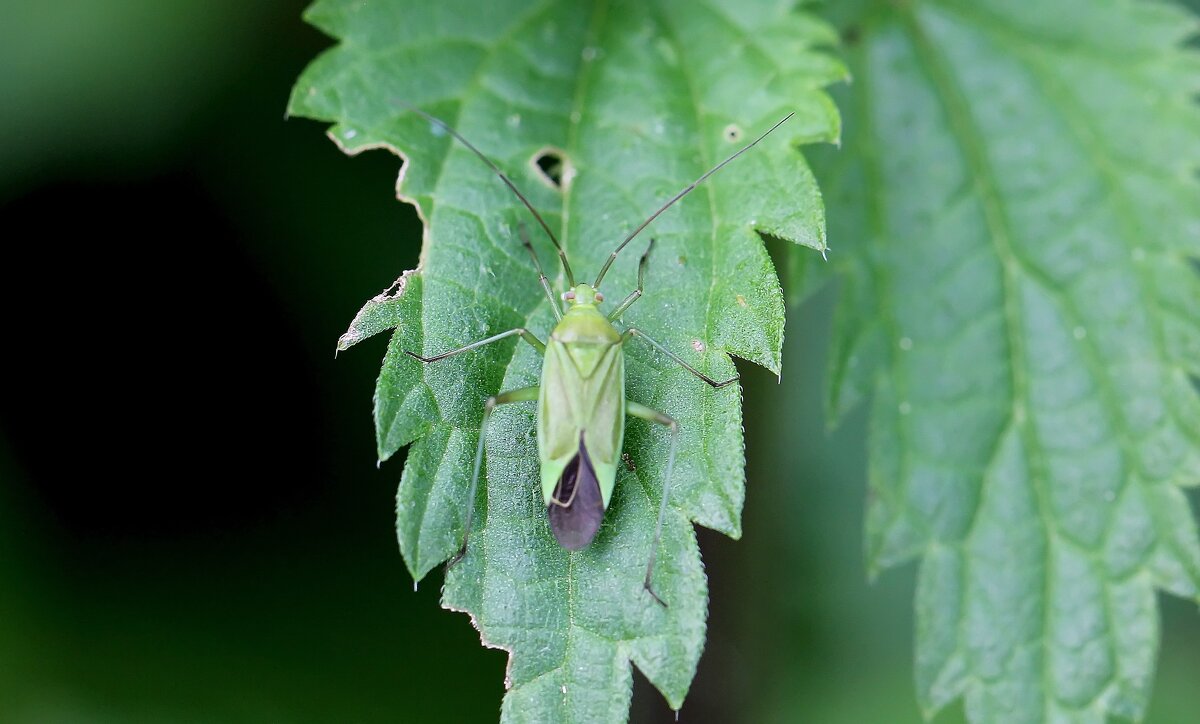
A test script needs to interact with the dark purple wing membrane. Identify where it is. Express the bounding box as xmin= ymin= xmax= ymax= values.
xmin=547 ymin=435 xmax=605 ymax=550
